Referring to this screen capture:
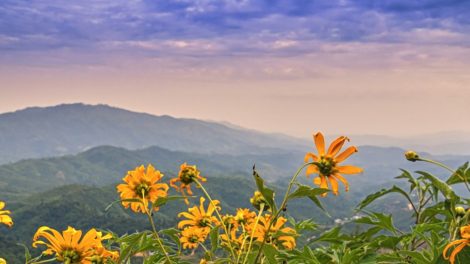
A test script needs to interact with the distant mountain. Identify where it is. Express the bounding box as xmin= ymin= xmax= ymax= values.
xmin=1 ymin=144 xmax=469 ymax=260
xmin=0 ymin=144 xmax=306 ymax=199
xmin=0 ymin=103 xmax=307 ymax=164
xmin=1 ymin=142 xmax=468 ymax=200
xmin=347 ymin=131 xmax=470 ymax=155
